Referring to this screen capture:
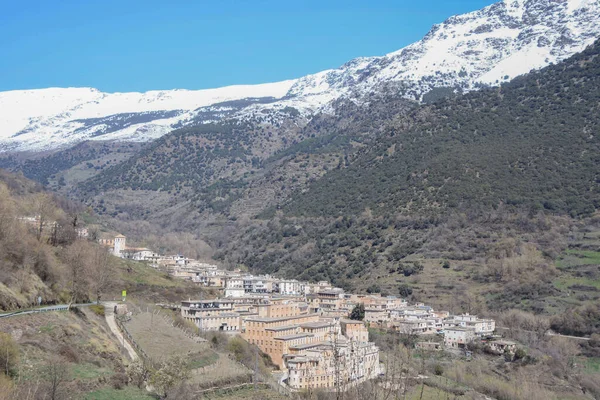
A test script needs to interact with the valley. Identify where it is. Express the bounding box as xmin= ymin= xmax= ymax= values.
xmin=2 ymin=0 xmax=600 ymax=398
